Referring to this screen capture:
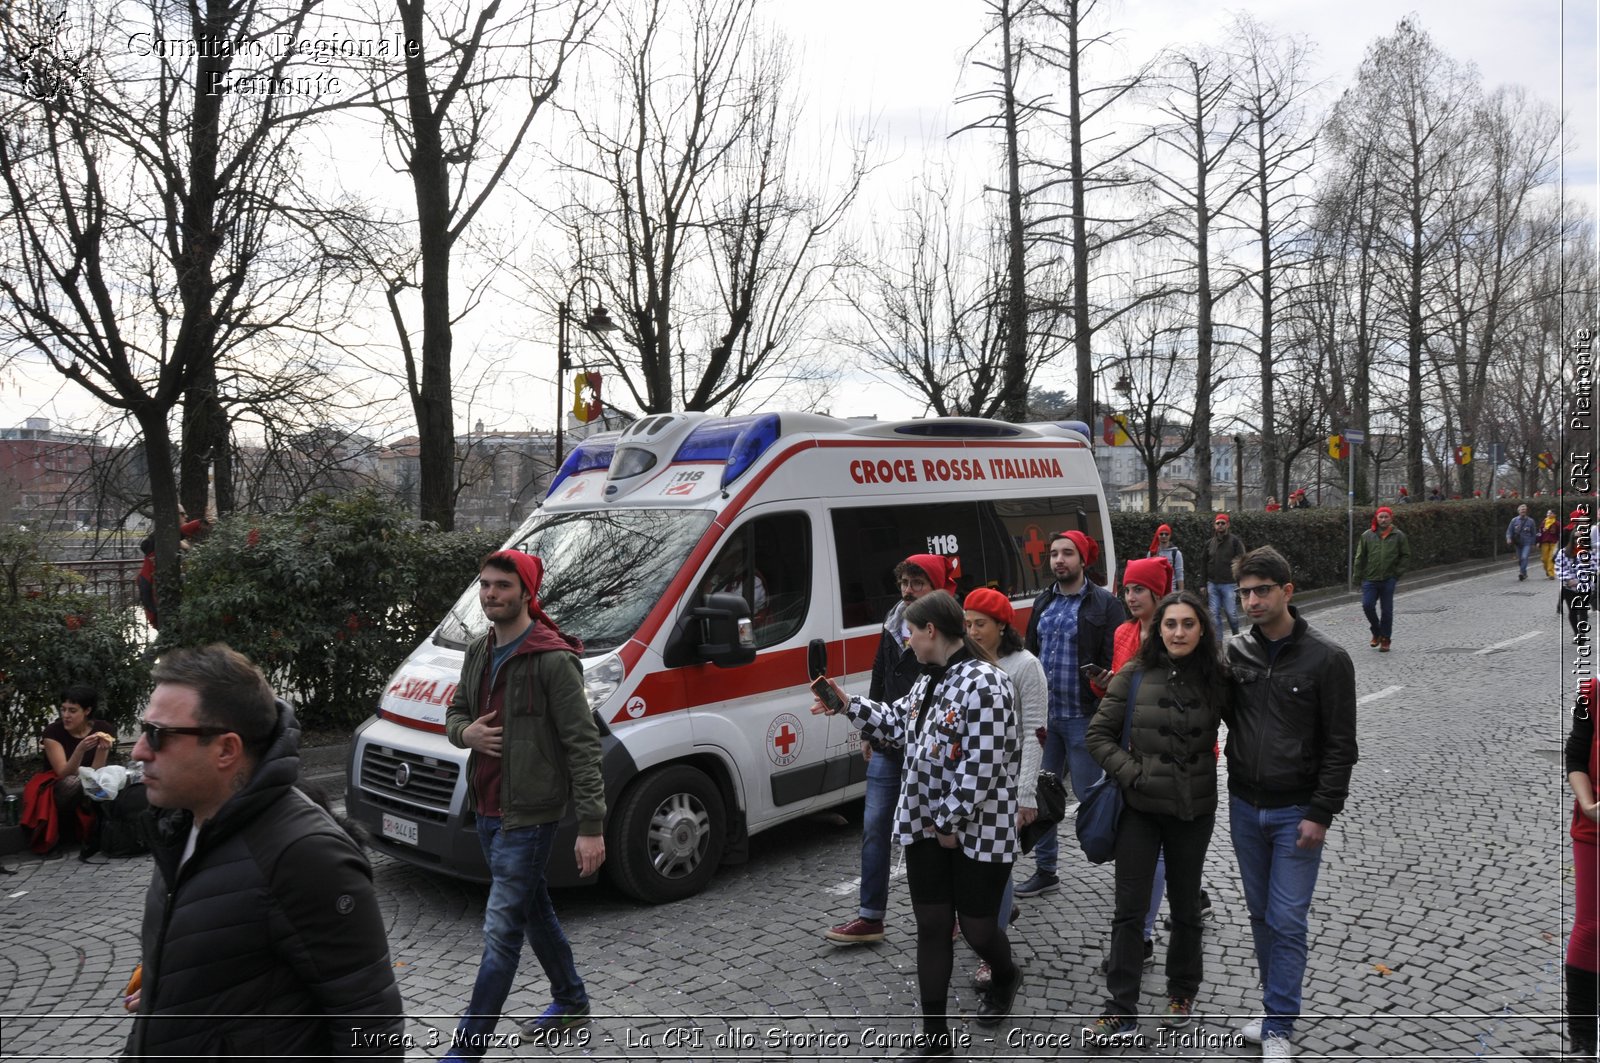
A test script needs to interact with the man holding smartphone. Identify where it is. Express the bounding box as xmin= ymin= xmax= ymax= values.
xmin=823 ymin=552 xmax=955 ymax=945
xmin=1017 ymin=530 xmax=1125 ymax=898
